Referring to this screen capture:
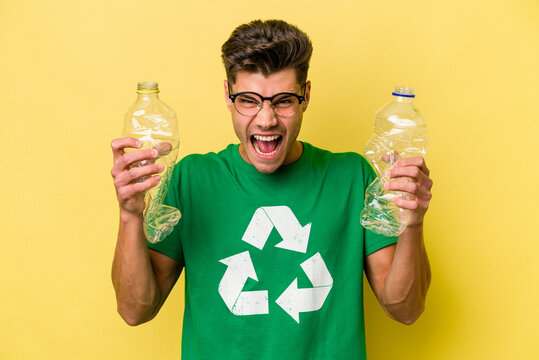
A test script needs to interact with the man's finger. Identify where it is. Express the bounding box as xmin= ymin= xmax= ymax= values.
xmin=117 ymin=149 xmax=159 ymax=171
xmin=113 ymin=163 xmax=163 ymax=188
xmin=117 ymin=175 xmax=161 ymax=201
xmin=394 ymin=156 xmax=429 ymax=176
xmin=126 ymin=163 xmax=164 ymax=184
xmin=154 ymin=142 xmax=173 ymax=157
xmin=385 ymin=180 xmax=418 ymax=194
xmin=388 ymin=165 xmax=433 ymax=191
xmin=111 ymin=137 xmax=142 ymax=164
xmin=381 ymin=151 xmax=401 ymax=165
xmin=387 ymin=165 xmax=421 ymax=179
xmin=392 ymin=197 xmax=430 ymax=213
xmin=129 ymin=175 xmax=162 ymax=194
xmin=385 ymin=181 xmax=432 ymax=202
